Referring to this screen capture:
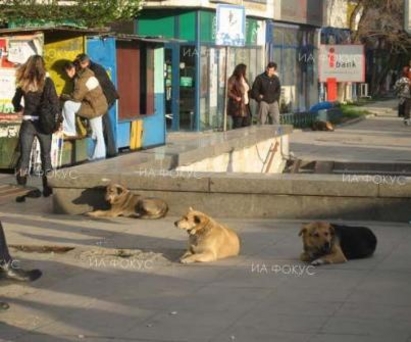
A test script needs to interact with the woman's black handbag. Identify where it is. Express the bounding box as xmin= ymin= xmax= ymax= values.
xmin=39 ymin=77 xmax=63 ymax=135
